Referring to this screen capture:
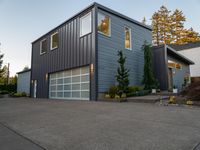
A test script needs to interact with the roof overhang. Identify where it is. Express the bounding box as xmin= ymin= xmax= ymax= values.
xmin=17 ymin=69 xmax=31 ymax=74
xmin=166 ymin=45 xmax=194 ymax=65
